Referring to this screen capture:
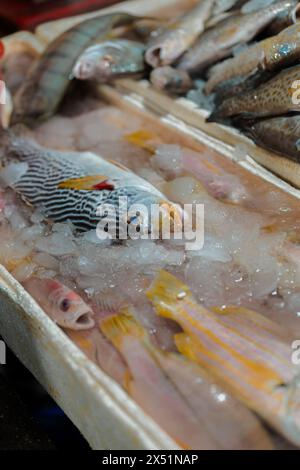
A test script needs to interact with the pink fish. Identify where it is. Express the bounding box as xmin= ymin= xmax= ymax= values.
xmin=23 ymin=277 xmax=95 ymax=330
xmin=147 ymin=270 xmax=300 ymax=446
